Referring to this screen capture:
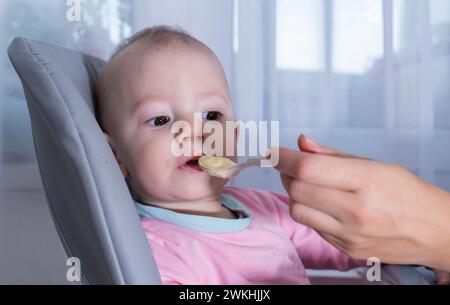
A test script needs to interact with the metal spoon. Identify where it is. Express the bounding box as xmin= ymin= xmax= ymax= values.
xmin=198 ymin=156 xmax=269 ymax=179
